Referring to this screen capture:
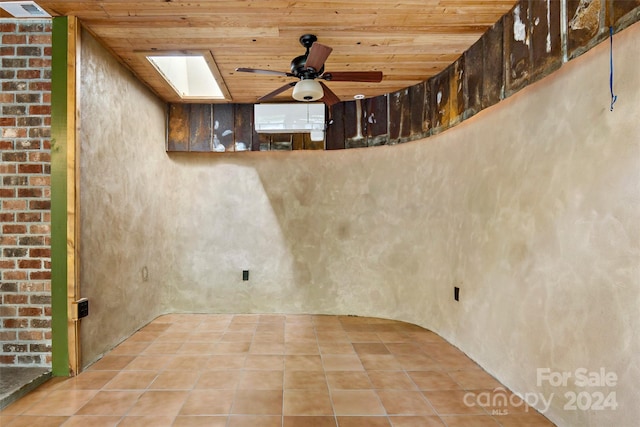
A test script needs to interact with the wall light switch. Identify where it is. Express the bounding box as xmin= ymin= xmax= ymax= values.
xmin=242 ymin=270 xmax=249 ymax=281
